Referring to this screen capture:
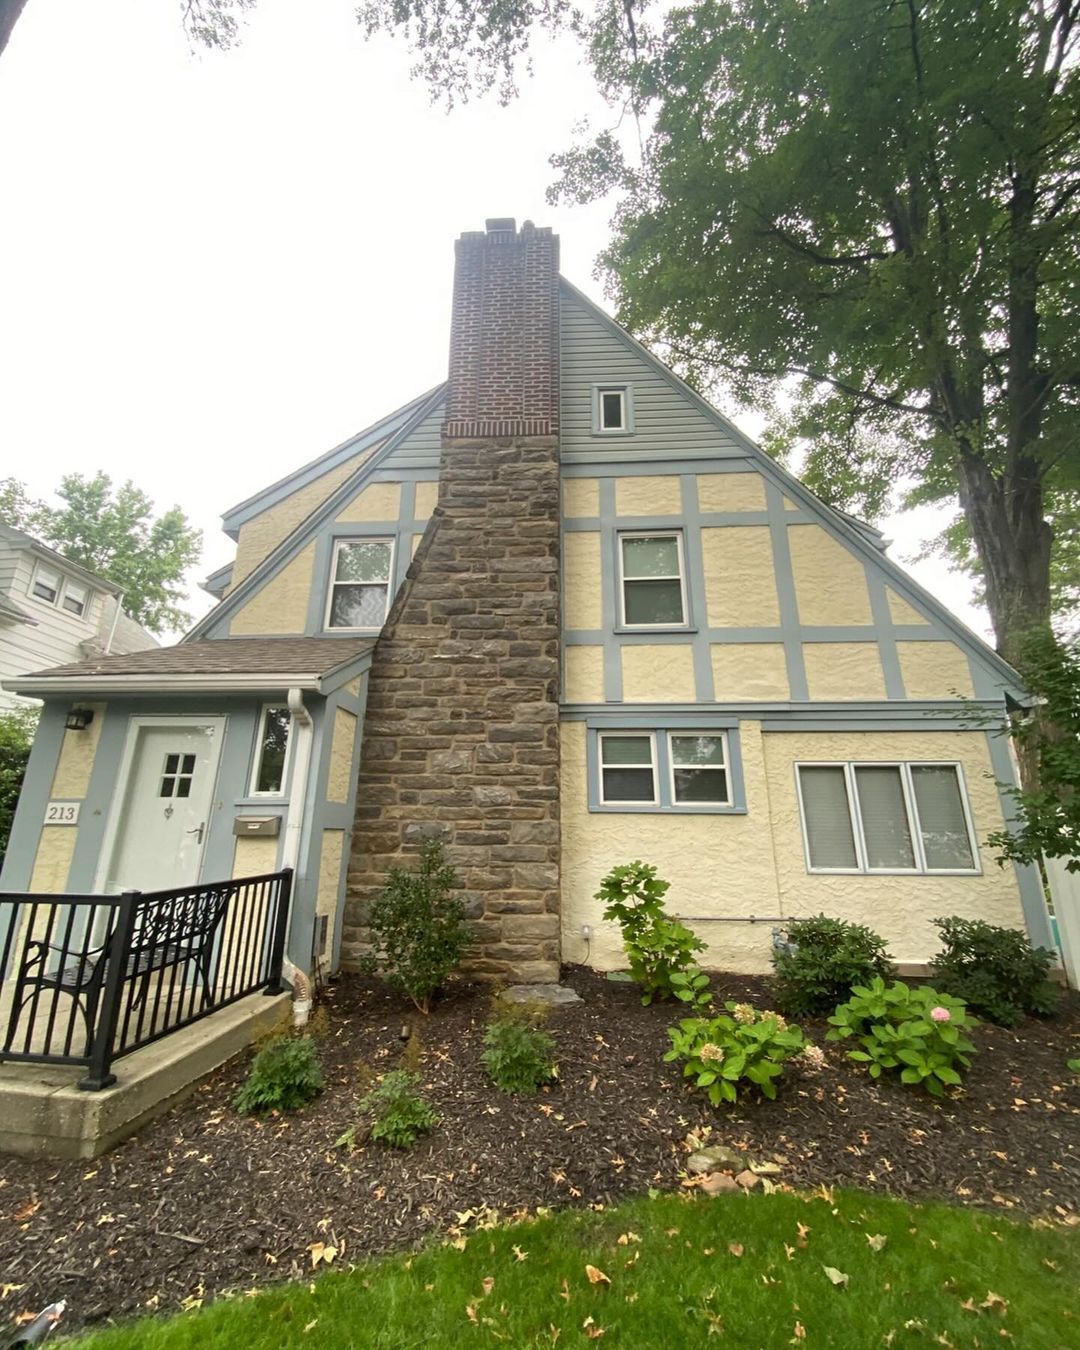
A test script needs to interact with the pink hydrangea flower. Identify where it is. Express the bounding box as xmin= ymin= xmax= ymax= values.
xmin=930 ymin=1006 xmax=952 ymax=1023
